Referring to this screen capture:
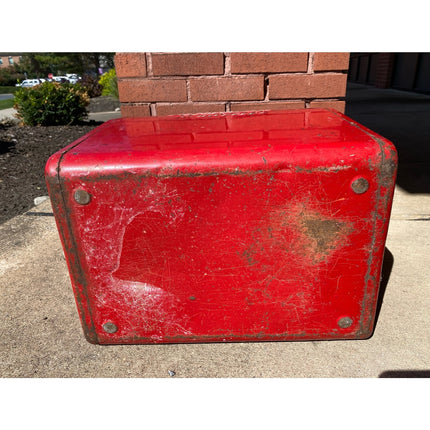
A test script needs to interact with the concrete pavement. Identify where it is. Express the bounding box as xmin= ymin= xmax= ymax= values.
xmin=0 ymin=107 xmax=15 ymax=121
xmin=1 ymin=84 xmax=429 ymax=377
